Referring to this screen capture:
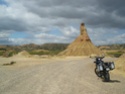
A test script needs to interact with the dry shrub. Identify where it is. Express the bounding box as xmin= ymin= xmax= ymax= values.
xmin=3 ymin=61 xmax=16 ymax=66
